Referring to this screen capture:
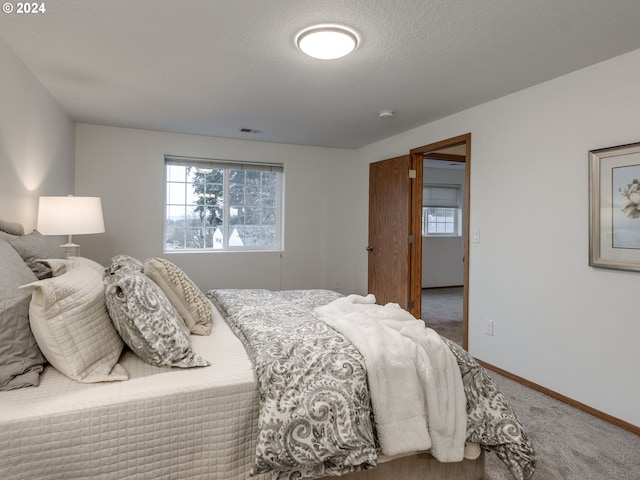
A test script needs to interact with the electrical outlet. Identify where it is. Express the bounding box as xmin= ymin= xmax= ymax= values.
xmin=485 ymin=319 xmax=494 ymax=336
